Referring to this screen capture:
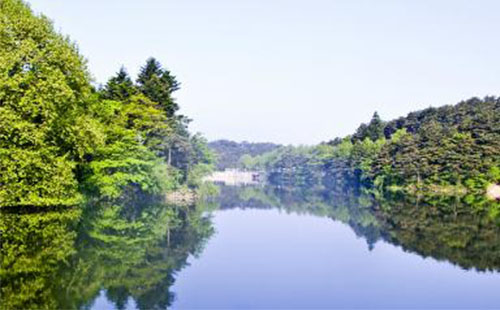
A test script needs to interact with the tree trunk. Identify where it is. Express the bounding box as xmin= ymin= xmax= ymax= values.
xmin=167 ymin=224 xmax=170 ymax=247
